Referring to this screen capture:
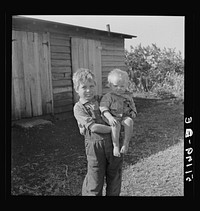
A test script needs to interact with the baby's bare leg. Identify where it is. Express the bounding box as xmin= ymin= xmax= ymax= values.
xmin=111 ymin=122 xmax=121 ymax=157
xmin=120 ymin=117 xmax=134 ymax=154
